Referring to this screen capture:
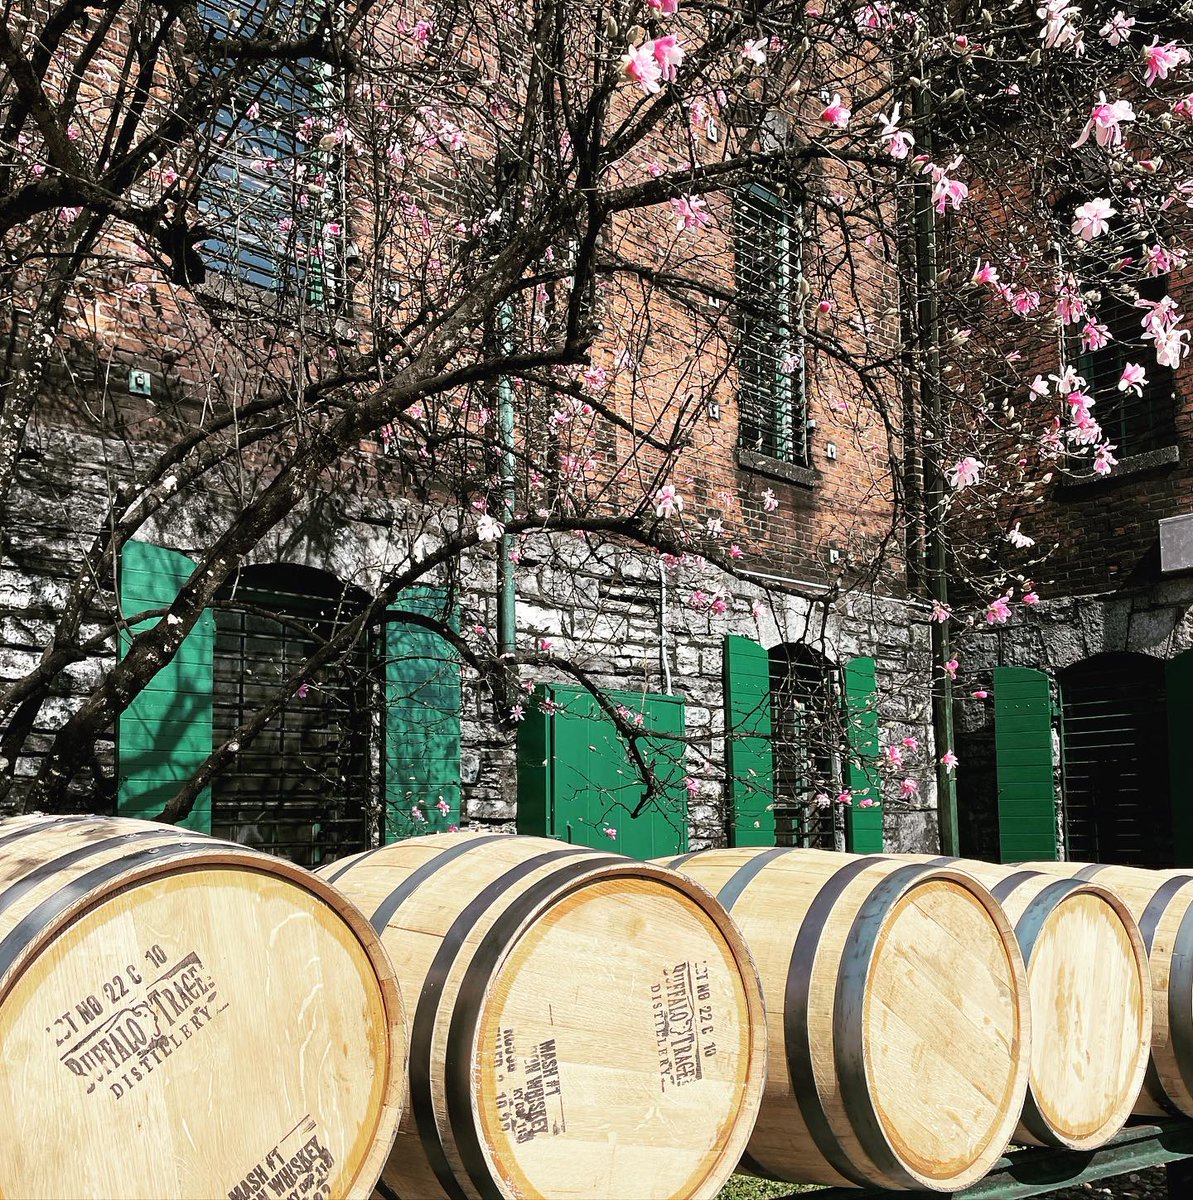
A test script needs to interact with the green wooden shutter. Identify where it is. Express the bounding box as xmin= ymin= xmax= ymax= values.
xmin=1167 ymin=650 xmax=1193 ymax=868
xmin=723 ymin=635 xmax=776 ymax=847
xmin=994 ymin=666 xmax=1057 ymax=863
xmin=517 ymin=686 xmax=688 ymax=860
xmin=844 ymin=656 xmax=883 ymax=853
xmin=384 ymin=589 xmax=461 ymax=841
xmin=118 ymin=540 xmax=213 ymax=832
